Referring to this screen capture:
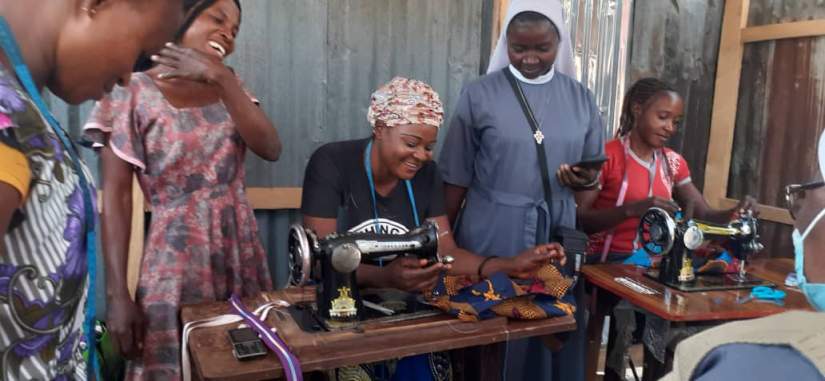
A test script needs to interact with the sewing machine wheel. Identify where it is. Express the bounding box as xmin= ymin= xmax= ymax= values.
xmin=288 ymin=224 xmax=312 ymax=286
xmin=331 ymin=243 xmax=362 ymax=273
xmin=638 ymin=207 xmax=676 ymax=255
xmin=683 ymin=225 xmax=705 ymax=250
